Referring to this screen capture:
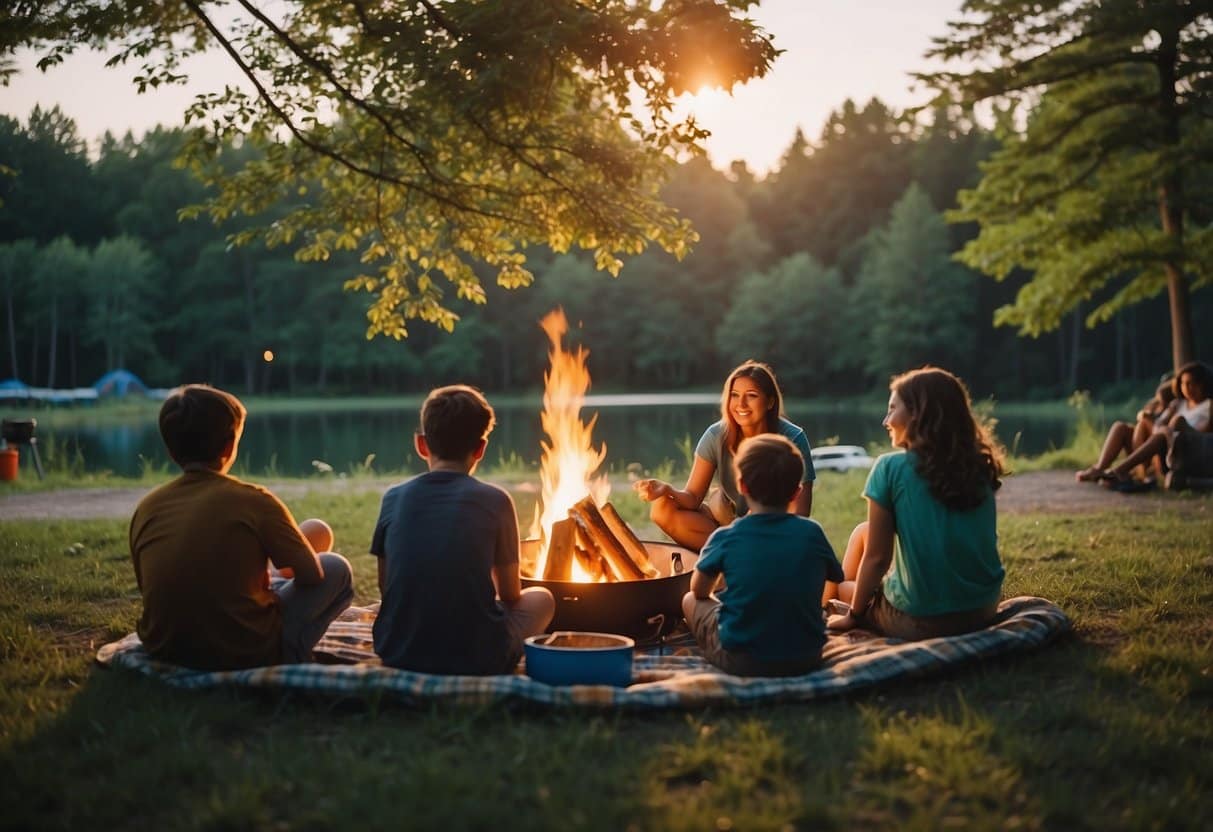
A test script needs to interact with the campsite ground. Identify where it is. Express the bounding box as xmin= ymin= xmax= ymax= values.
xmin=1 ymin=472 xmax=1211 ymax=830
xmin=1 ymin=469 xmax=1208 ymax=522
